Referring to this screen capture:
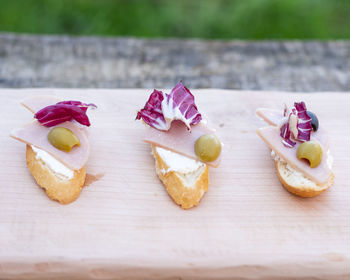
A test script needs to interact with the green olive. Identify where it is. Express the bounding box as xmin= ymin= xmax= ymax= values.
xmin=47 ymin=127 xmax=80 ymax=153
xmin=296 ymin=141 xmax=322 ymax=168
xmin=194 ymin=134 xmax=221 ymax=162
